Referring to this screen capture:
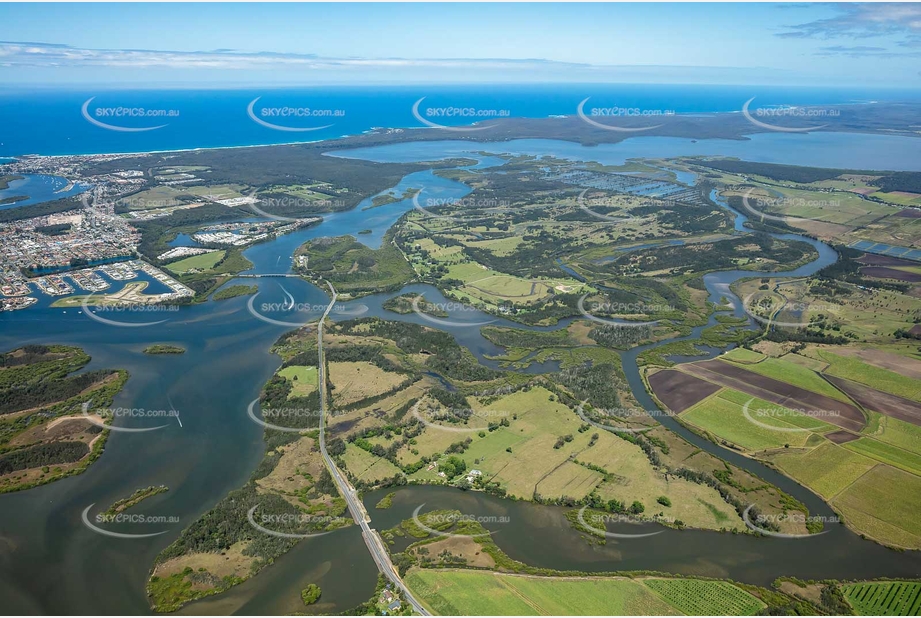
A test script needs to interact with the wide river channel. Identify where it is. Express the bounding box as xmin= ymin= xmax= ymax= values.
xmin=1 ymin=132 xmax=920 ymax=614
